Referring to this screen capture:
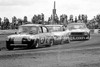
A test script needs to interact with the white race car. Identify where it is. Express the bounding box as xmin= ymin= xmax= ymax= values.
xmin=45 ymin=25 xmax=70 ymax=44
xmin=66 ymin=23 xmax=90 ymax=40
xmin=6 ymin=24 xmax=54 ymax=50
